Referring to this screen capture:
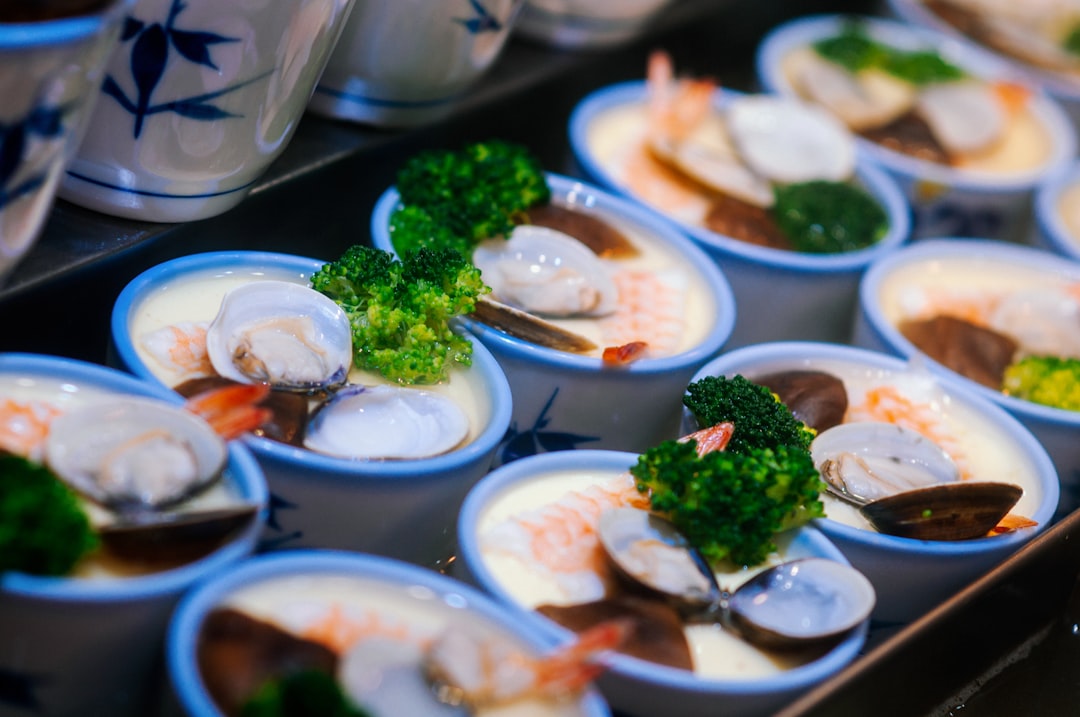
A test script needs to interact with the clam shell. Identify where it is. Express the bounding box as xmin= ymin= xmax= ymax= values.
xmin=206 ymin=280 xmax=352 ymax=392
